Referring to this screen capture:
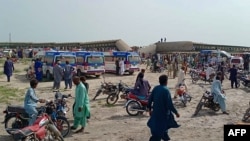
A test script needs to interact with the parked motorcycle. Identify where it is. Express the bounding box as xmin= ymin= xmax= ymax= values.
xmin=3 ymin=101 xmax=70 ymax=137
xmin=8 ymin=112 xmax=64 ymax=141
xmin=242 ymin=101 xmax=250 ymax=122
xmin=175 ymin=79 xmax=192 ymax=107
xmin=106 ymin=80 xmax=132 ymax=105
xmin=149 ymin=63 xmax=165 ymax=73
xmin=25 ymin=67 xmax=35 ymax=80
xmin=125 ymin=92 xmax=149 ymax=116
xmin=193 ymin=85 xmax=220 ymax=116
xmin=92 ymin=76 xmax=117 ymax=100
xmin=191 ymin=70 xmax=215 ymax=84
xmin=53 ymin=90 xmax=72 ymax=117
